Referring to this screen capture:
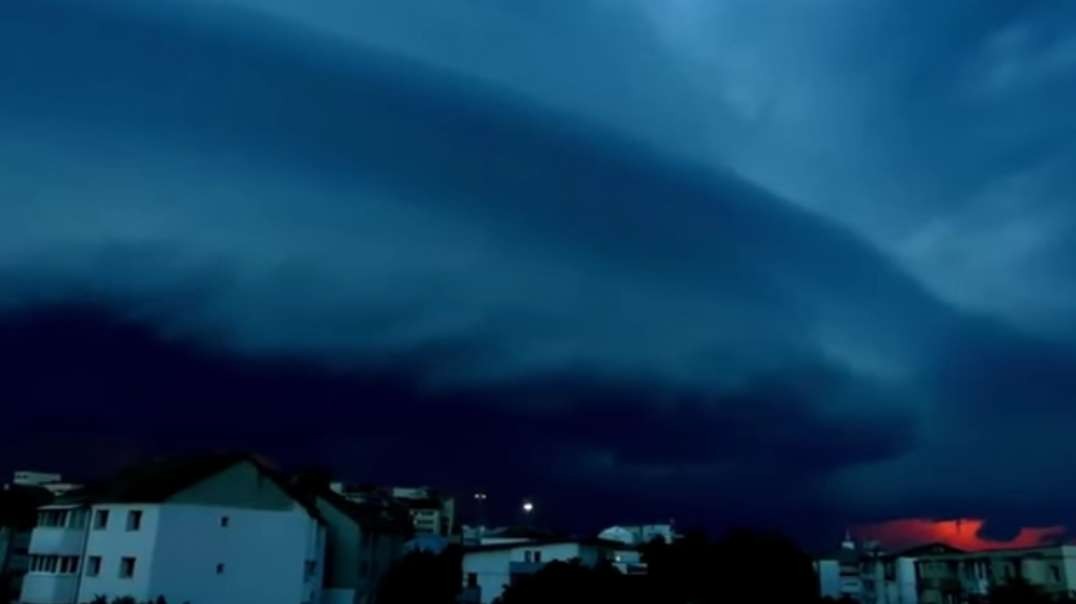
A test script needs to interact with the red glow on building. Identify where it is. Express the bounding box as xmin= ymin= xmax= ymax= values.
xmin=855 ymin=518 xmax=1066 ymax=552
